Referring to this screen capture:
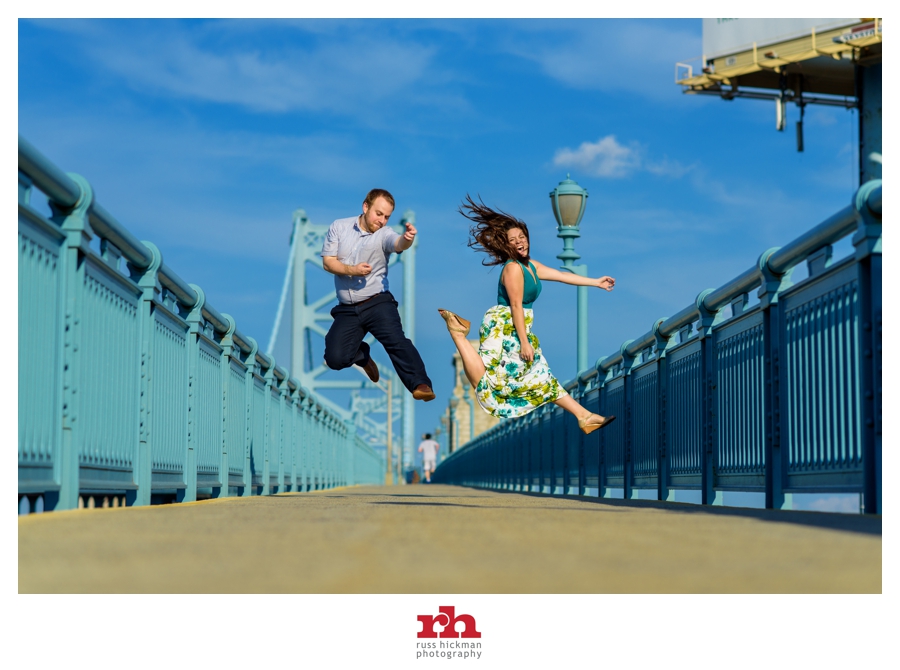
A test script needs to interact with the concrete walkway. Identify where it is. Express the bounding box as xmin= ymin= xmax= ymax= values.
xmin=18 ymin=485 xmax=881 ymax=593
